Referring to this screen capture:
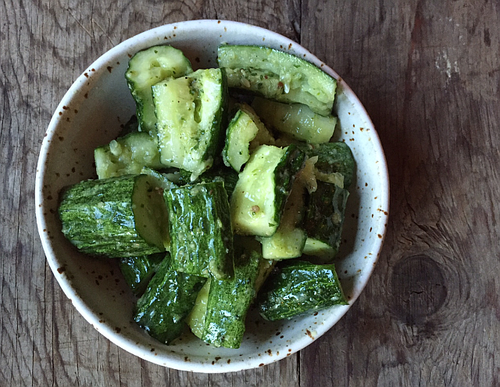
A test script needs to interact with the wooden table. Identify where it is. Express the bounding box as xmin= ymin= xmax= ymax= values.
xmin=2 ymin=1 xmax=499 ymax=385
